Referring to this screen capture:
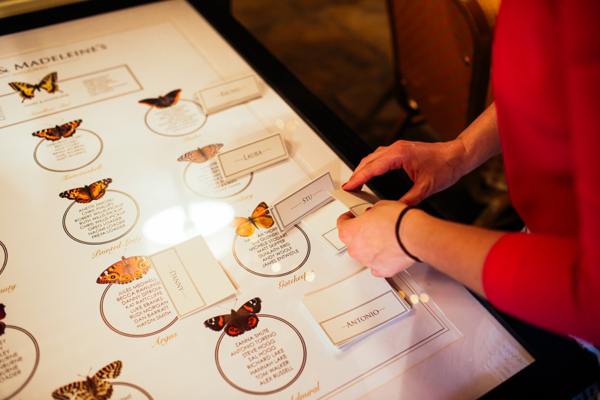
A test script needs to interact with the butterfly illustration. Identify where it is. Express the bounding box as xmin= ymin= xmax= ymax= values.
xmin=204 ymin=297 xmax=262 ymax=337
xmin=59 ymin=178 xmax=113 ymax=204
xmin=32 ymin=119 xmax=82 ymax=141
xmin=52 ymin=360 xmax=122 ymax=400
xmin=9 ymin=72 xmax=61 ymax=102
xmin=138 ymin=89 xmax=181 ymax=108
xmin=177 ymin=143 xmax=223 ymax=163
xmin=97 ymin=256 xmax=153 ymax=285
xmin=0 ymin=304 xmax=6 ymax=336
xmin=231 ymin=202 xmax=274 ymax=237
